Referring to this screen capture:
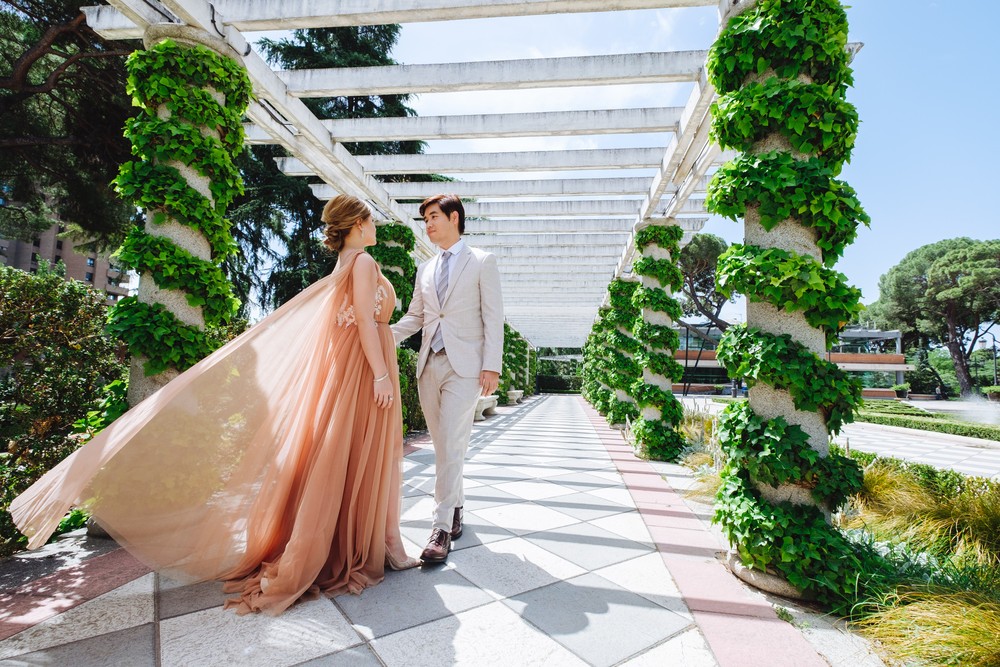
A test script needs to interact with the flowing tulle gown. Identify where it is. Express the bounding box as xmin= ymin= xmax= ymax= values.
xmin=9 ymin=249 xmax=405 ymax=615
